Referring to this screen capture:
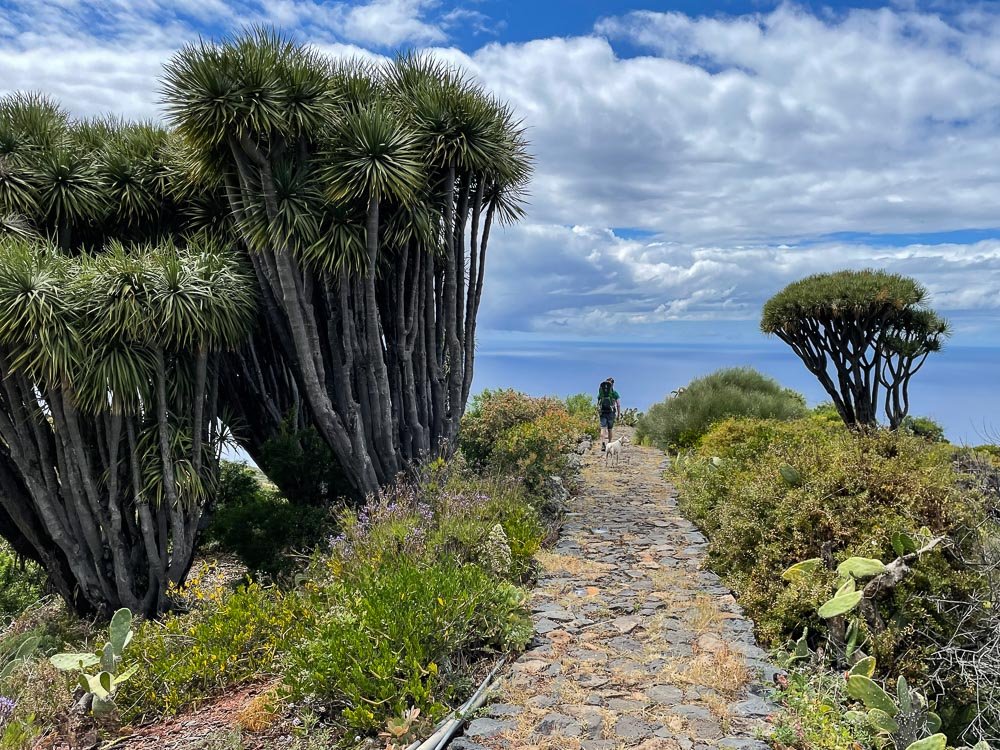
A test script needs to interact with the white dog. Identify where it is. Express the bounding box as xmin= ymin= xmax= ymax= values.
xmin=605 ymin=436 xmax=629 ymax=466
